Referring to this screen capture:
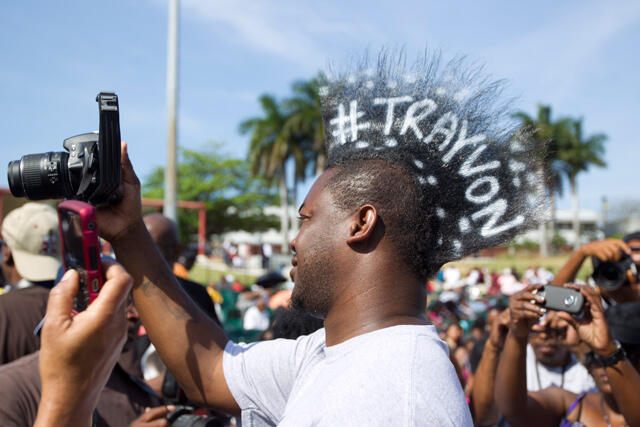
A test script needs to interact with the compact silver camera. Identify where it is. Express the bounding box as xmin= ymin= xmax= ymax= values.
xmin=533 ymin=285 xmax=584 ymax=315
